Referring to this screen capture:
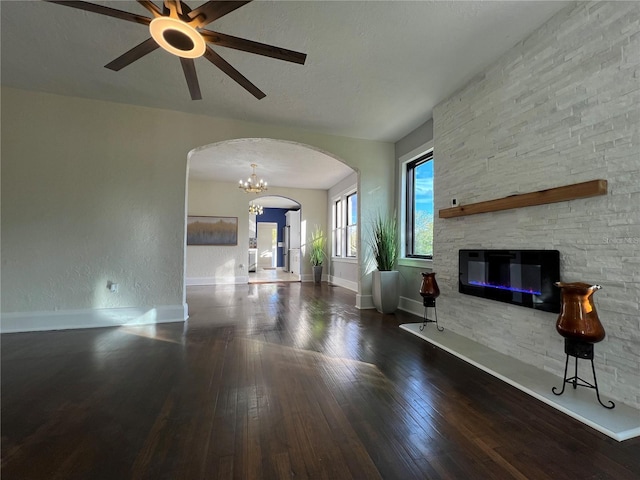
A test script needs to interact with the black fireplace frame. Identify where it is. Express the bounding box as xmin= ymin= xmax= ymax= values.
xmin=459 ymin=249 xmax=561 ymax=313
